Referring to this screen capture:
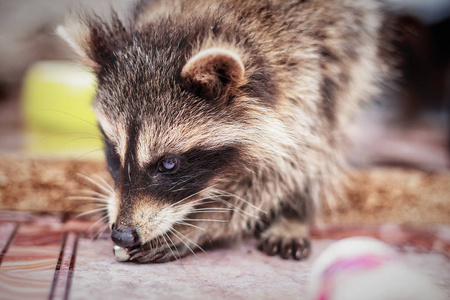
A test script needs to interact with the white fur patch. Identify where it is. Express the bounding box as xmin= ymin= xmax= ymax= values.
xmin=56 ymin=21 xmax=98 ymax=70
